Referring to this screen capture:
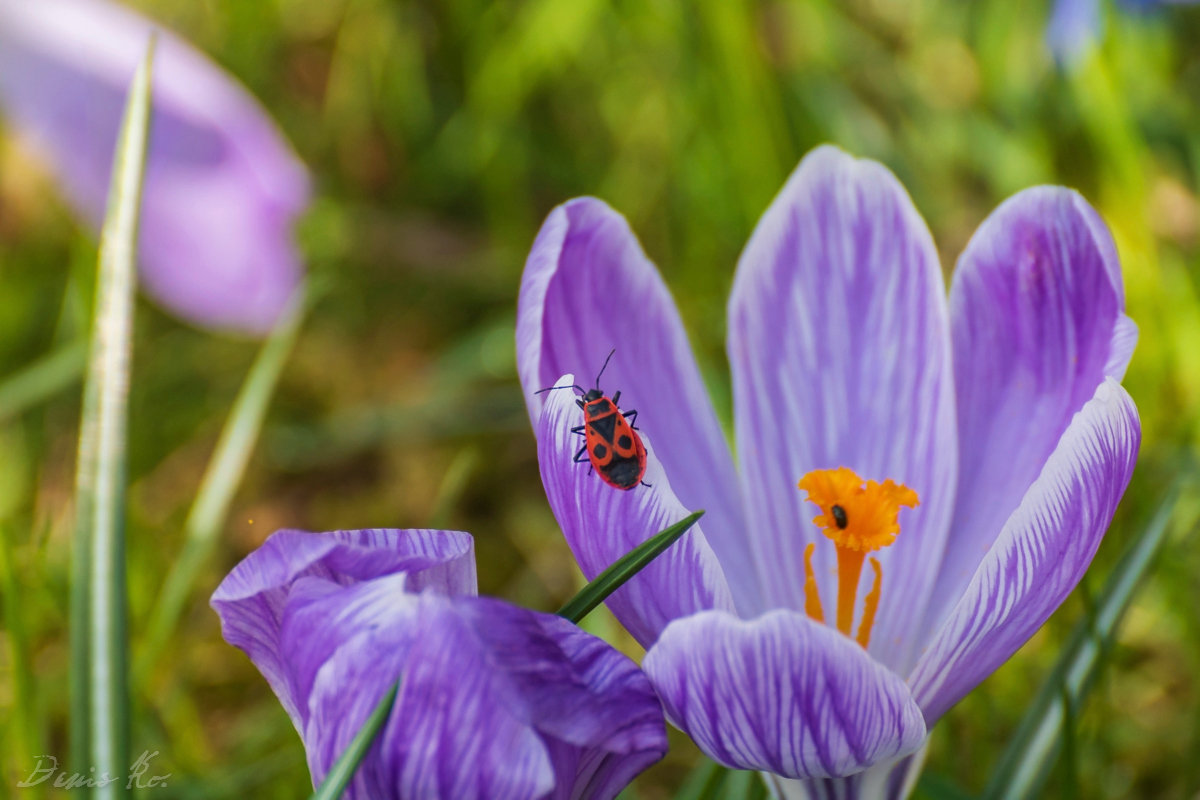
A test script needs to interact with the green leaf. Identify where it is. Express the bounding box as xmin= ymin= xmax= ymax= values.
xmin=980 ymin=483 xmax=1184 ymax=800
xmin=69 ymin=36 xmax=155 ymax=791
xmin=556 ymin=510 xmax=704 ymax=623
xmin=308 ymin=682 xmax=399 ymax=800
xmin=136 ymin=285 xmax=310 ymax=681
